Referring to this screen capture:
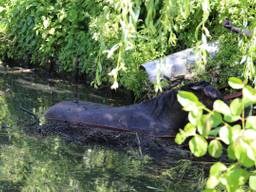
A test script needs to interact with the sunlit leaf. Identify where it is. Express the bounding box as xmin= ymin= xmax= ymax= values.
xmin=220 ymin=166 xmax=249 ymax=192
xmin=213 ymin=100 xmax=231 ymax=115
xmin=230 ymin=125 xmax=241 ymax=143
xmin=188 ymin=110 xmax=202 ymax=126
xmin=246 ymin=116 xmax=256 ymax=129
xmin=210 ymin=112 xmax=222 ymax=128
xmin=189 ymin=135 xmax=208 ymax=157
xmin=206 ymin=176 xmax=219 ymax=189
xmin=223 ymin=114 xmax=240 ymax=123
xmin=230 ymin=98 xmax=243 ymax=116
xmin=175 ymin=130 xmax=187 ymax=145
xmin=177 ymin=91 xmax=203 ymax=112
xmin=184 ymin=123 xmax=196 ymax=136
xmin=242 ymin=86 xmax=256 ymax=107
xmin=234 ymin=138 xmax=255 ymax=168
xmin=249 ymin=175 xmax=256 ymax=191
xmin=208 ymin=140 xmax=223 ymax=158
xmin=219 ymin=125 xmax=230 ymax=145
xmin=227 ymin=145 xmax=236 ymax=160
xmin=209 ymin=162 xmax=227 ymax=176
xmin=228 ymin=77 xmax=244 ymax=89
